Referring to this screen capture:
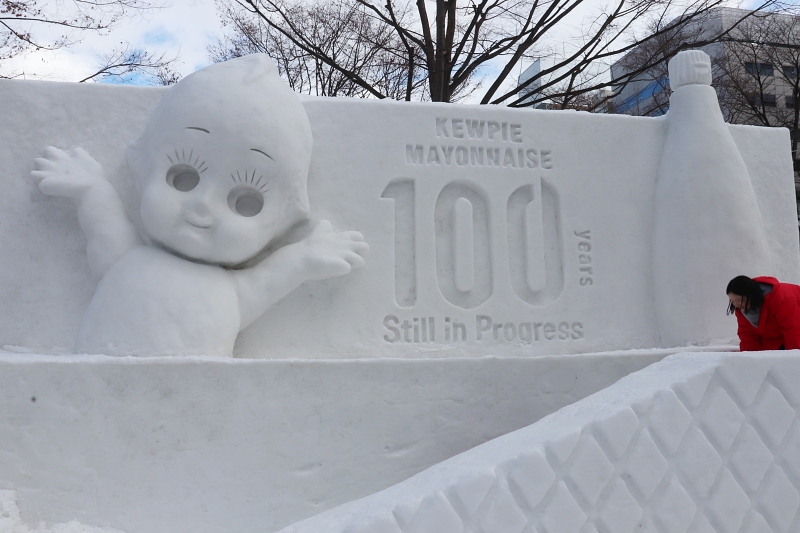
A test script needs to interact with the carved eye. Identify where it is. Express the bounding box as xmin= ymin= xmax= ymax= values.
xmin=227 ymin=186 xmax=264 ymax=217
xmin=166 ymin=164 xmax=200 ymax=192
